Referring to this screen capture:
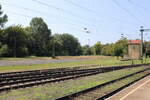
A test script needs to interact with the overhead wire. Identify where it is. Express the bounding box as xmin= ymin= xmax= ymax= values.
xmin=128 ymin=0 xmax=150 ymax=41
xmin=112 ymin=0 xmax=145 ymax=25
xmin=5 ymin=9 xmax=84 ymax=33
xmin=63 ymin=0 xmax=96 ymax=14
xmin=31 ymin=0 xmax=105 ymax=34
xmin=128 ymin=0 xmax=150 ymax=13
xmin=33 ymin=0 xmax=139 ymax=32
xmin=31 ymin=0 xmax=97 ymax=27
xmin=3 ymin=0 xmax=138 ymax=30
xmin=2 ymin=0 xmax=145 ymax=37
xmin=1 ymin=1 xmax=94 ymax=33
xmin=1 ymin=1 xmax=88 ymax=27
xmin=127 ymin=0 xmax=150 ymax=27
xmin=63 ymin=0 xmax=140 ymax=28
